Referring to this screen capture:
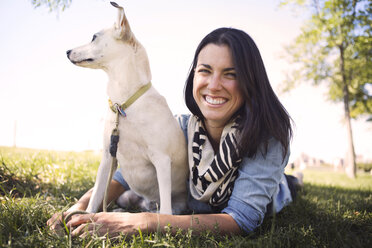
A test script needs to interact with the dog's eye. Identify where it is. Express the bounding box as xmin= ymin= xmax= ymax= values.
xmin=92 ymin=35 xmax=97 ymax=42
